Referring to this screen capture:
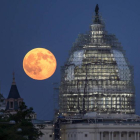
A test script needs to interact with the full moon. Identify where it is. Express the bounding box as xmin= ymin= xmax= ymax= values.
xmin=23 ymin=48 xmax=57 ymax=80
